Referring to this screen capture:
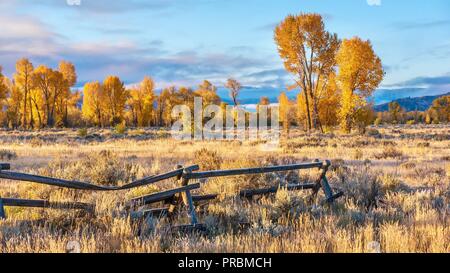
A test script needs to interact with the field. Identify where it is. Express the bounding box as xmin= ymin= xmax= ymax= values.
xmin=0 ymin=125 xmax=449 ymax=253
